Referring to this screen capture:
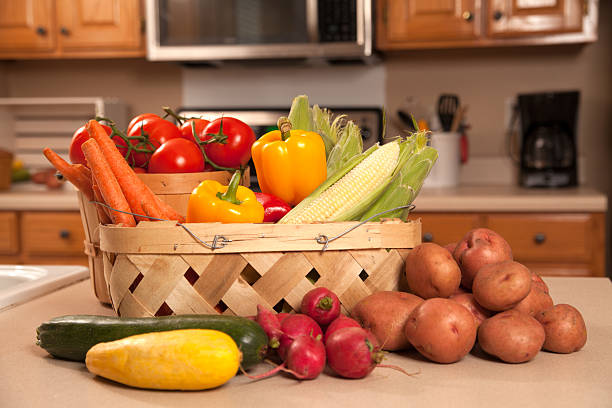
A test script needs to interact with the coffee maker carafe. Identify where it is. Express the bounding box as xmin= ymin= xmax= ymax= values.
xmin=518 ymin=91 xmax=579 ymax=188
